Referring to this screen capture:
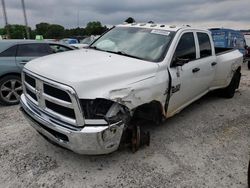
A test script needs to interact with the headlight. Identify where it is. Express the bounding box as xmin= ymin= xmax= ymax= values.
xmin=80 ymin=98 xmax=130 ymax=124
